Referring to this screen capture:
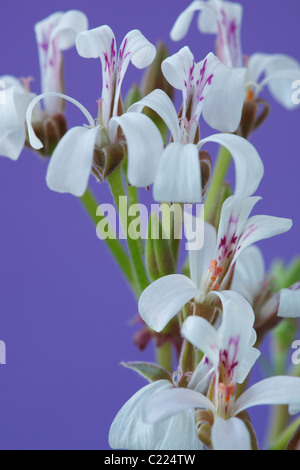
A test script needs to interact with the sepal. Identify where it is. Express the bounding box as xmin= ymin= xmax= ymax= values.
xmin=121 ymin=361 xmax=173 ymax=383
